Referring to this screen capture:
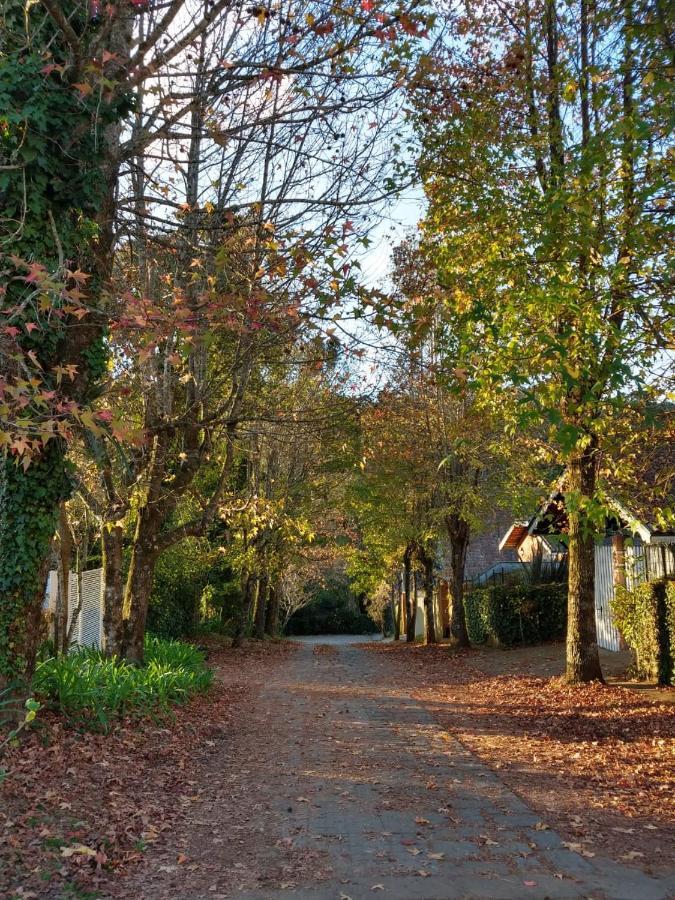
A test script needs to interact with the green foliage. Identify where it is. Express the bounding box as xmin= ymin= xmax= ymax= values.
xmin=612 ymin=581 xmax=673 ymax=685
xmin=148 ymin=541 xmax=242 ymax=639
xmin=0 ymin=694 xmax=41 ymax=784
xmin=464 ymin=583 xmax=567 ymax=647
xmin=0 ymin=2 xmax=130 ymax=683
xmin=148 ymin=543 xmax=207 ymax=639
xmin=0 ymin=443 xmax=72 ymax=680
xmin=666 ymin=582 xmax=675 ymax=686
xmin=286 ymin=579 xmax=376 ymax=635
xmin=32 ymin=636 xmax=212 ymax=731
